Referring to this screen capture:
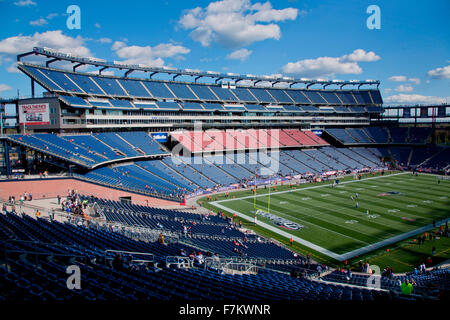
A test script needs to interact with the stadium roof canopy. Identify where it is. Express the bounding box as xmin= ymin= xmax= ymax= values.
xmin=18 ymin=47 xmax=380 ymax=90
